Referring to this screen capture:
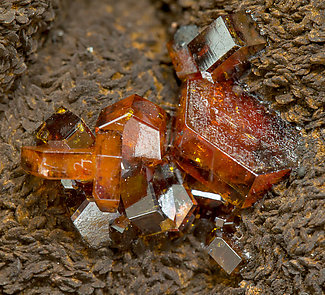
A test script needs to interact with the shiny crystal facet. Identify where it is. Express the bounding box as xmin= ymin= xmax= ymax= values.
xmin=187 ymin=13 xmax=266 ymax=81
xmin=71 ymin=199 xmax=120 ymax=249
xmin=111 ymin=215 xmax=130 ymax=233
xmin=36 ymin=107 xmax=95 ymax=148
xmin=154 ymin=163 xmax=197 ymax=231
xmin=174 ymin=78 xmax=300 ymax=208
xmin=186 ymin=175 xmax=226 ymax=209
xmin=207 ymin=237 xmax=242 ymax=274
xmin=125 ymin=183 xmax=165 ymax=234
